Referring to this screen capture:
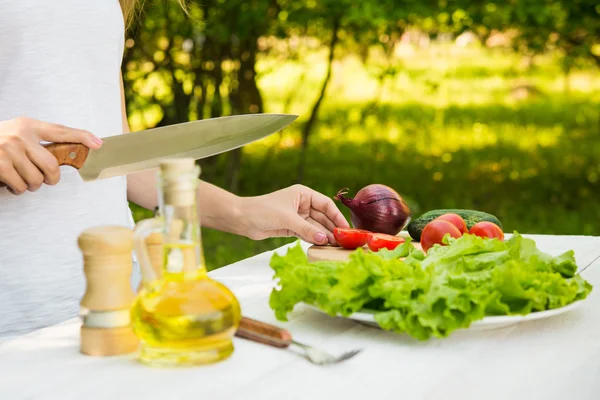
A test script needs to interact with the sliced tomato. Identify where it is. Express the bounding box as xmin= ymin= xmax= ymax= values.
xmin=333 ymin=227 xmax=371 ymax=249
xmin=469 ymin=221 xmax=504 ymax=240
xmin=435 ymin=213 xmax=468 ymax=233
xmin=367 ymin=233 xmax=406 ymax=252
xmin=421 ymin=220 xmax=462 ymax=253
